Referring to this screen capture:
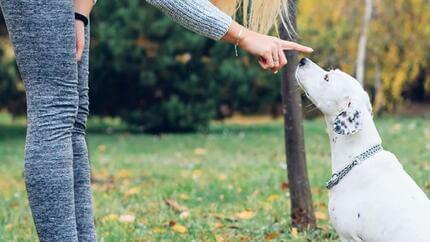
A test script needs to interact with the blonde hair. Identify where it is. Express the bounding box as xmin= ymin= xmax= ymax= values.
xmin=212 ymin=0 xmax=296 ymax=36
